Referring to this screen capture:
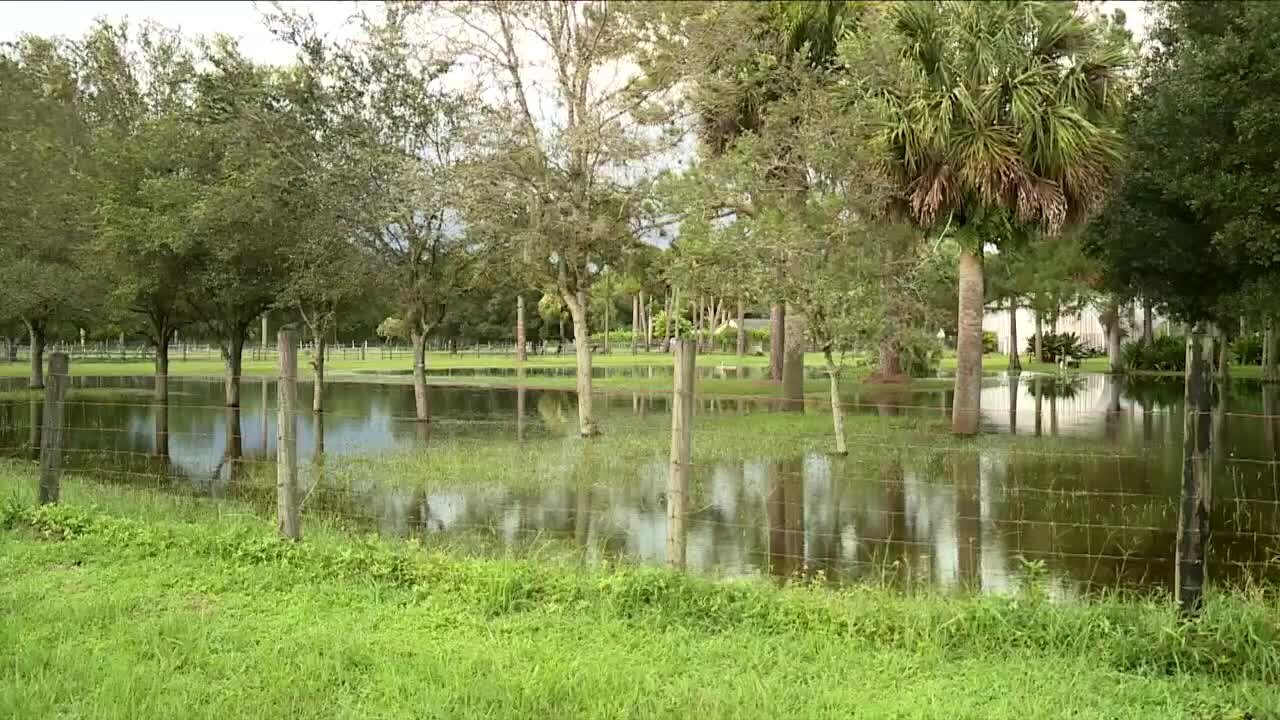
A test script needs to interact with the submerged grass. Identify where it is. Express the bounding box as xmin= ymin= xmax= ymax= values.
xmin=0 ymin=387 xmax=158 ymax=402
xmin=2 ymin=498 xmax=1279 ymax=719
